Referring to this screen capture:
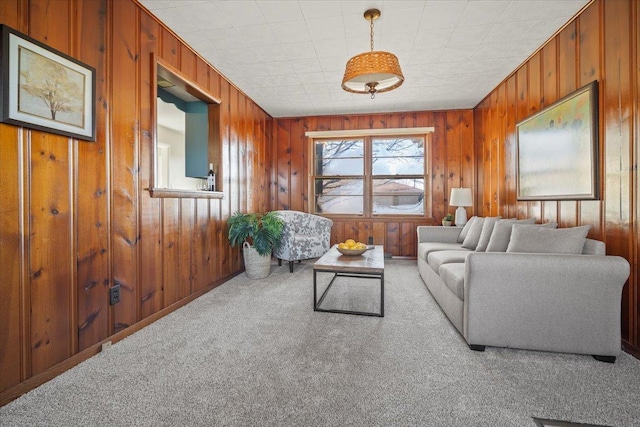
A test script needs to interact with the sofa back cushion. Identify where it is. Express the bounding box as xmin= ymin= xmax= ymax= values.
xmin=485 ymin=218 xmax=536 ymax=252
xmin=456 ymin=216 xmax=476 ymax=243
xmin=461 ymin=217 xmax=485 ymax=250
xmin=583 ymin=238 xmax=605 ymax=255
xmin=506 ymin=224 xmax=591 ymax=254
xmin=475 ymin=216 xmax=502 ymax=252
